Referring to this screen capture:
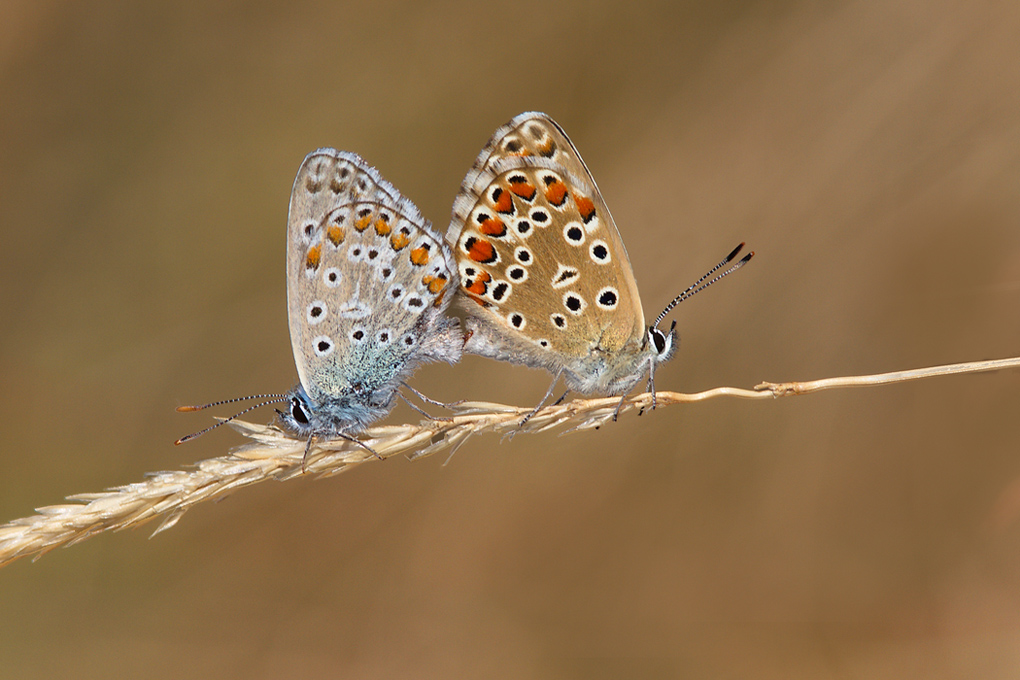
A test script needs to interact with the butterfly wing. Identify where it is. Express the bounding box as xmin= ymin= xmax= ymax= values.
xmin=448 ymin=113 xmax=647 ymax=390
xmin=287 ymin=149 xmax=460 ymax=412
